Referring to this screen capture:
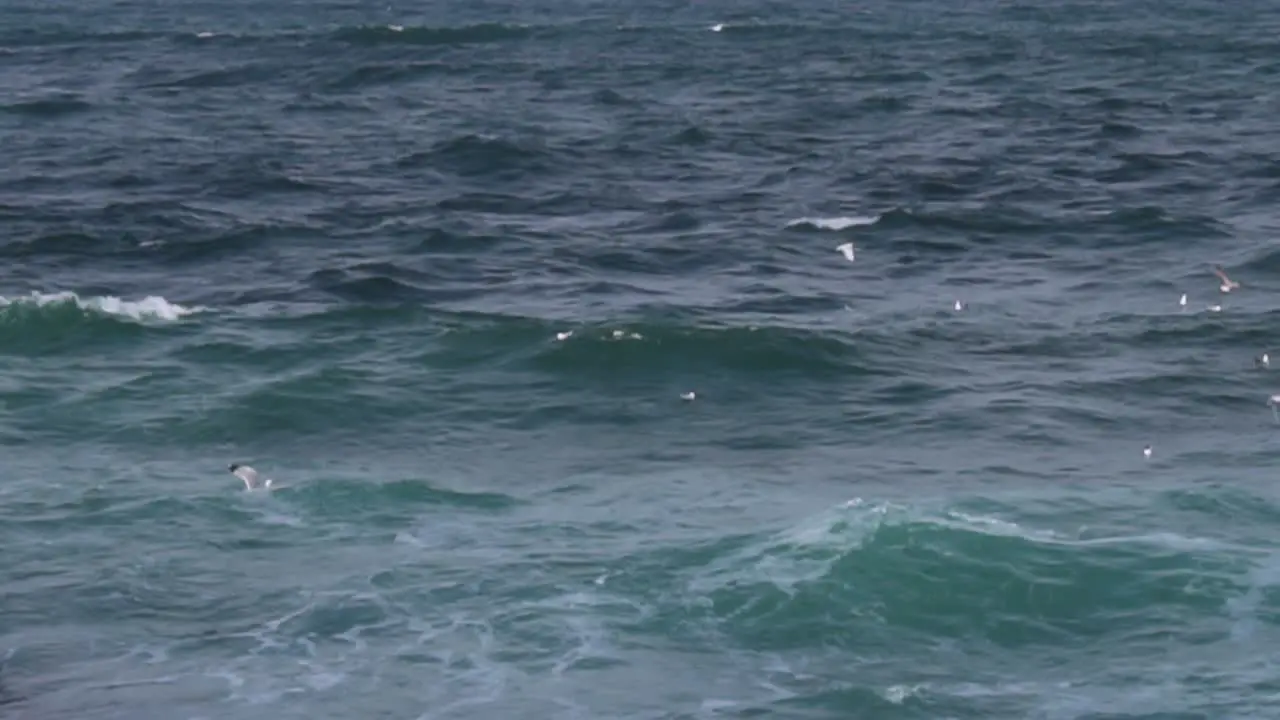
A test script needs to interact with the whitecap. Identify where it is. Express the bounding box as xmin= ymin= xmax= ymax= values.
xmin=883 ymin=683 xmax=925 ymax=704
xmin=0 ymin=290 xmax=203 ymax=321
